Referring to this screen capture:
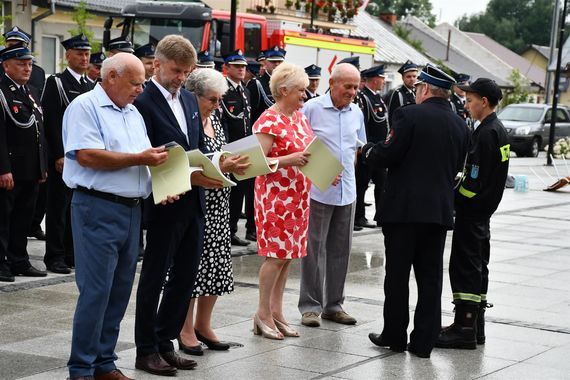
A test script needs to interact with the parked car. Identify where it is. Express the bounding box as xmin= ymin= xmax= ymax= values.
xmin=497 ymin=103 xmax=570 ymax=157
